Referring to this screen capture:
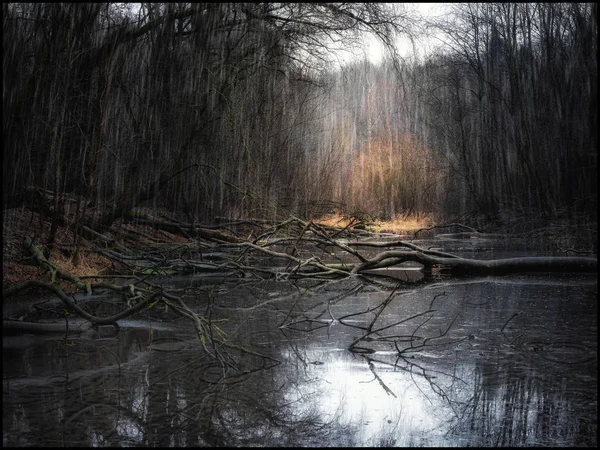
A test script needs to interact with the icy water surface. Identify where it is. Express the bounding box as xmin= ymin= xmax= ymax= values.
xmin=3 ymin=237 xmax=597 ymax=447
